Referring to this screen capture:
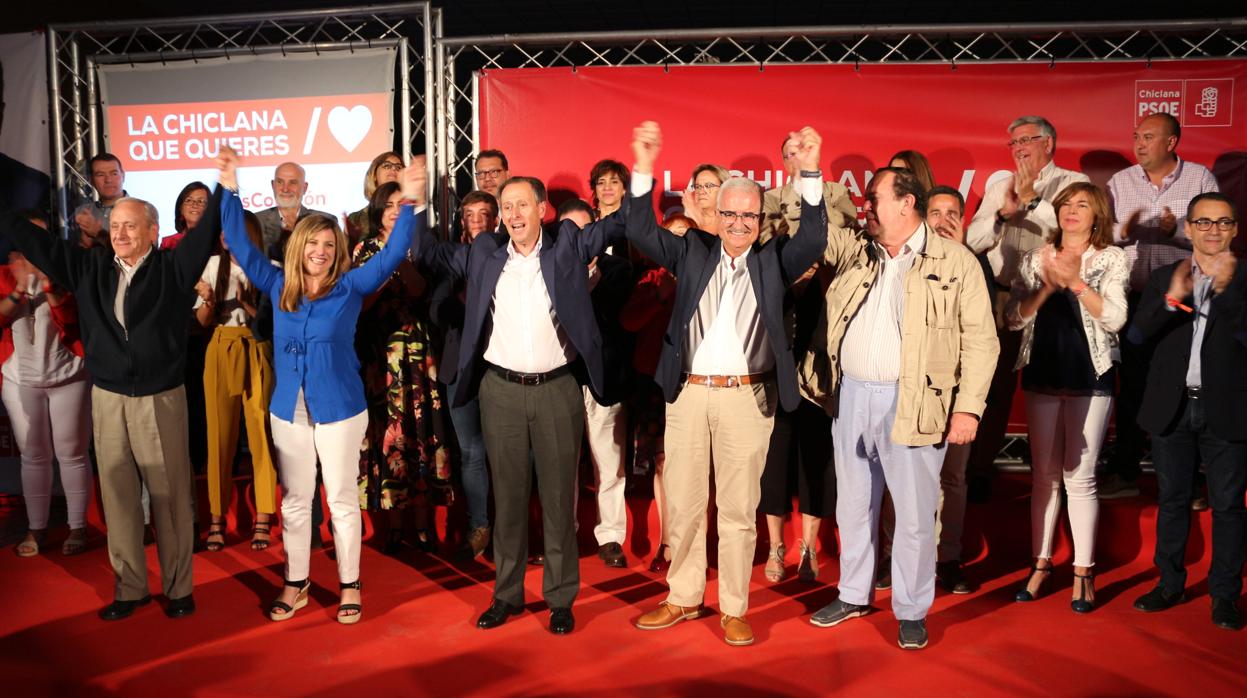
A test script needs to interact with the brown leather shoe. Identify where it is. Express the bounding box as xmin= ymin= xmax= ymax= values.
xmin=720 ymin=614 xmax=754 ymax=646
xmin=467 ymin=527 xmax=490 ymax=558
xmin=635 ymin=601 xmax=705 ymax=630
